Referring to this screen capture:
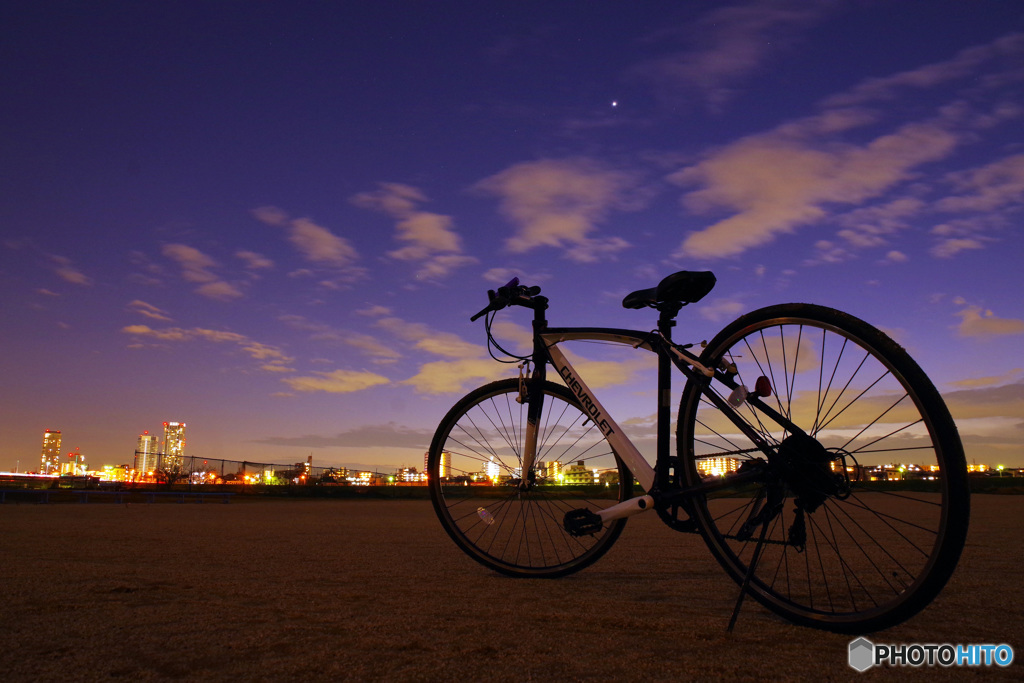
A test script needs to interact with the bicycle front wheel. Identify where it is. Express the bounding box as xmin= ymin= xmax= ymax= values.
xmin=678 ymin=304 xmax=969 ymax=632
xmin=428 ymin=378 xmax=632 ymax=577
